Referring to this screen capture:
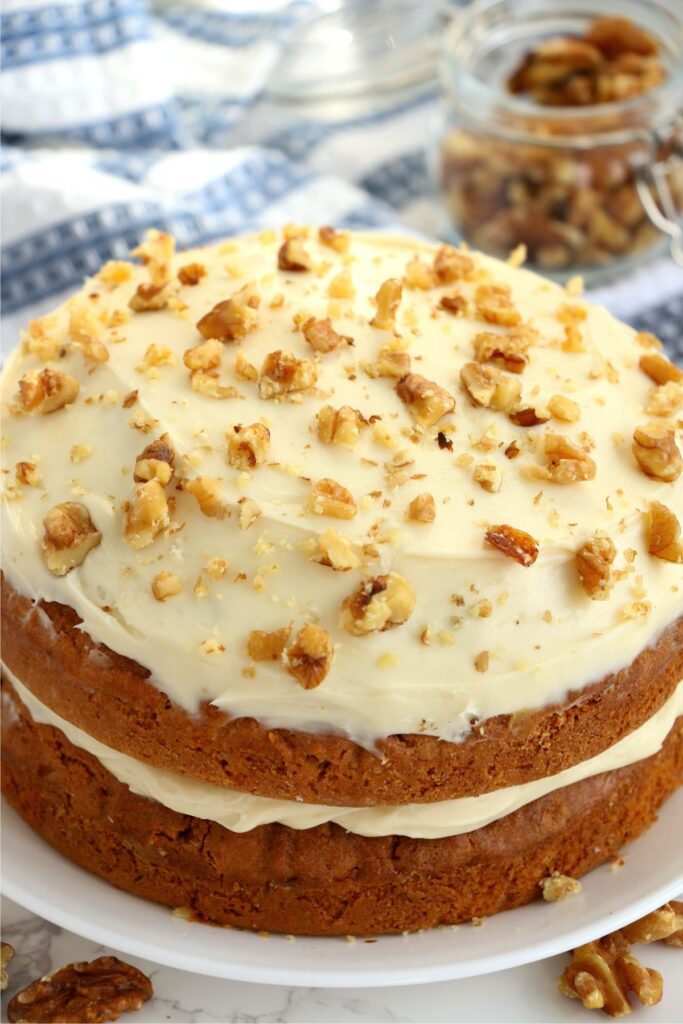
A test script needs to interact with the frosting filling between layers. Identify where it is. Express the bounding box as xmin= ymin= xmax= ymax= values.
xmin=5 ymin=666 xmax=682 ymax=840
xmin=2 ymin=233 xmax=682 ymax=747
